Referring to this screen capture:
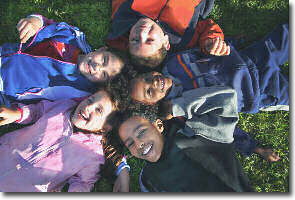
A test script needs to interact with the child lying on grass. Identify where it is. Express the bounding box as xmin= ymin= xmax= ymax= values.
xmin=107 ymin=0 xmax=230 ymax=68
xmin=118 ymin=86 xmax=253 ymax=192
xmin=0 ymin=14 xmax=126 ymax=106
xmin=0 ymin=87 xmax=130 ymax=192
xmin=128 ymin=24 xmax=289 ymax=162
